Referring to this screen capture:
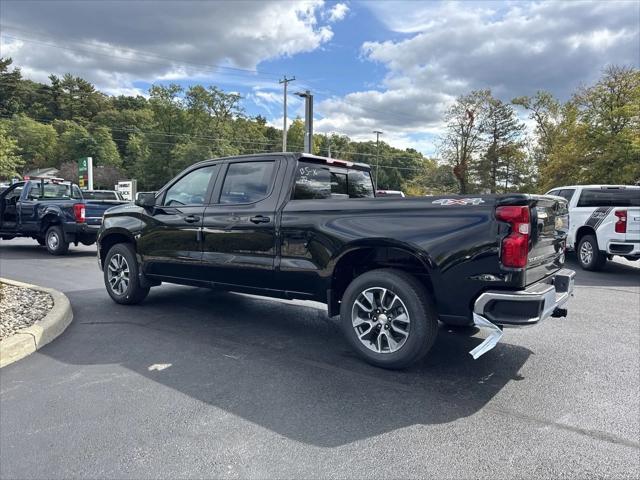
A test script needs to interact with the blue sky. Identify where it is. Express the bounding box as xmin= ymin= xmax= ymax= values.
xmin=2 ymin=1 xmax=639 ymax=155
